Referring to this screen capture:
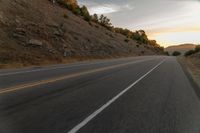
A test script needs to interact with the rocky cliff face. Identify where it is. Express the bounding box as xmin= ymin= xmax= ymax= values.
xmin=0 ymin=0 xmax=162 ymax=68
